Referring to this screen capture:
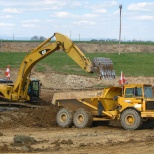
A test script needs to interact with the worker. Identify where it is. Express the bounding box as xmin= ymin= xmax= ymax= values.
xmin=5 ymin=65 xmax=10 ymax=80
